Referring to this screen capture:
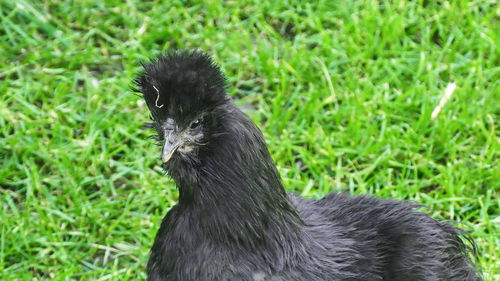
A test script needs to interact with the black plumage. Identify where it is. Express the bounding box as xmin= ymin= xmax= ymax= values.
xmin=134 ymin=50 xmax=481 ymax=281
